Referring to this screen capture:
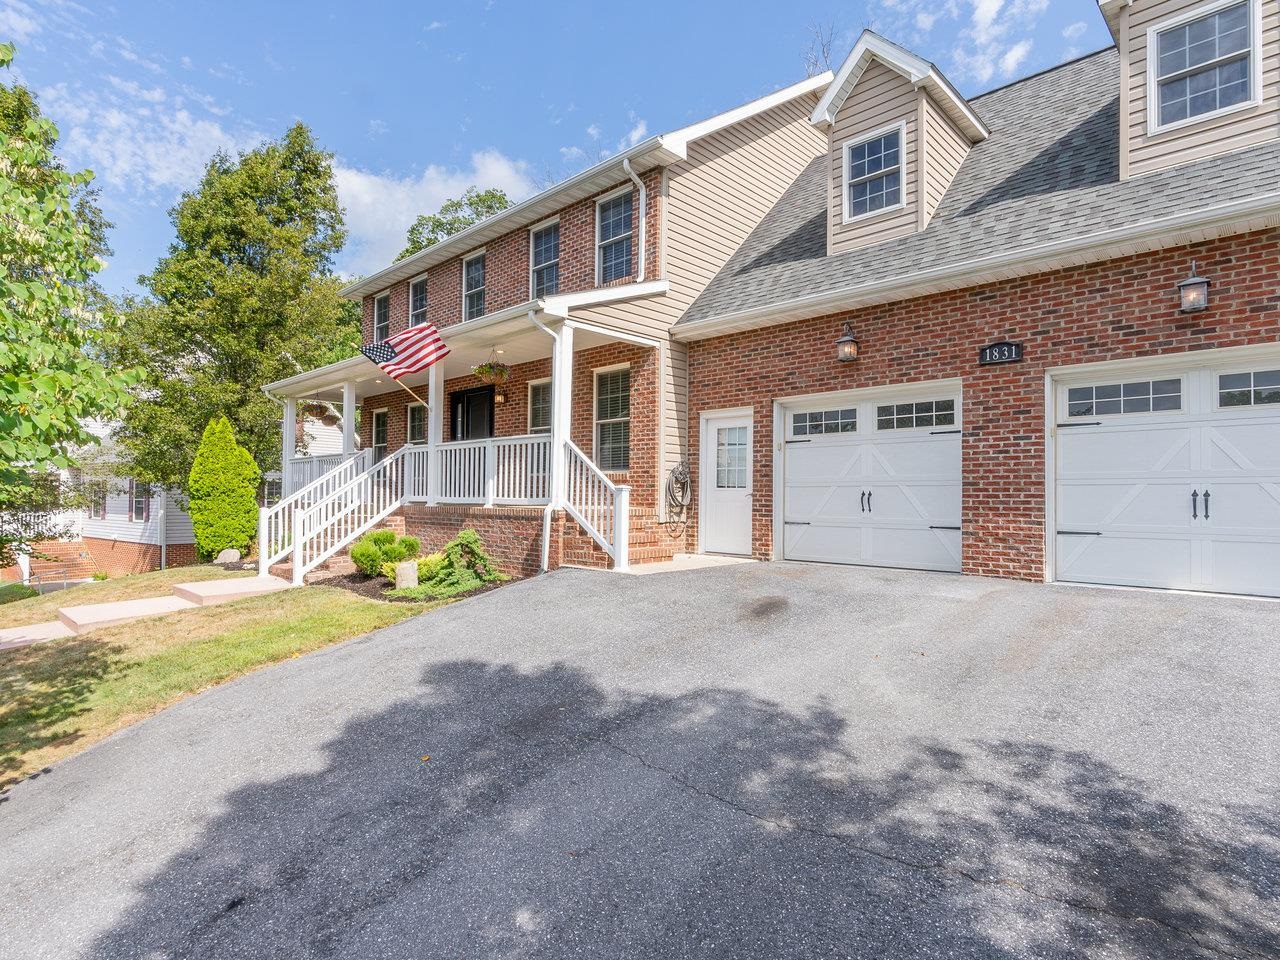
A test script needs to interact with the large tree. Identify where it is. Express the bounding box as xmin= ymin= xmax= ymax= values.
xmin=0 ymin=43 xmax=135 ymax=565
xmin=396 ymin=186 xmax=509 ymax=261
xmin=114 ymin=122 xmax=362 ymax=488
